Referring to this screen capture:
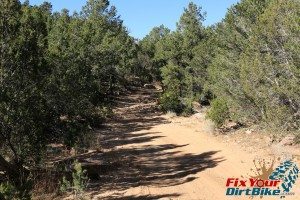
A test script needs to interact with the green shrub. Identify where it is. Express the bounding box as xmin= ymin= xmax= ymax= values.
xmin=60 ymin=160 xmax=88 ymax=199
xmin=160 ymin=92 xmax=183 ymax=114
xmin=207 ymin=98 xmax=229 ymax=127
xmin=0 ymin=182 xmax=16 ymax=200
xmin=182 ymin=97 xmax=194 ymax=116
